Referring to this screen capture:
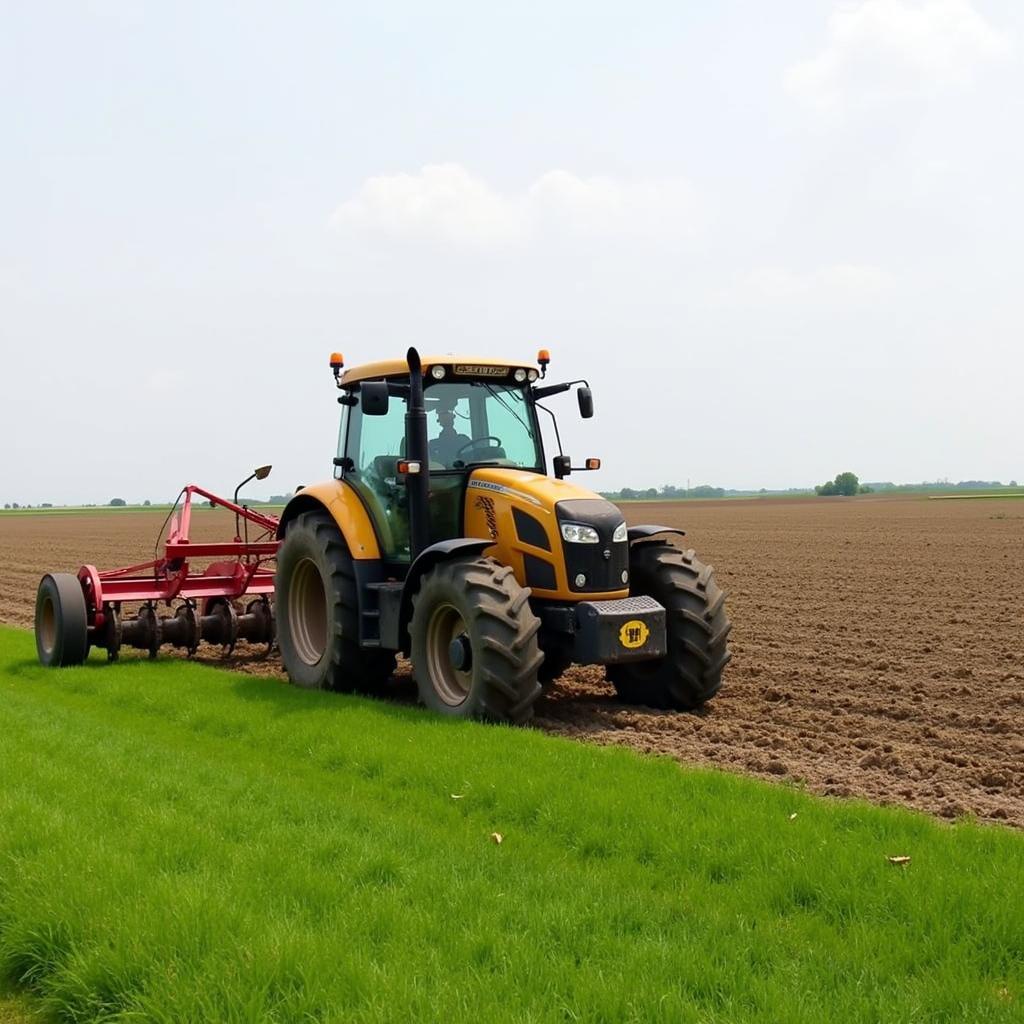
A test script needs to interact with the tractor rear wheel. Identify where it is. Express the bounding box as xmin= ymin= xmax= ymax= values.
xmin=608 ymin=542 xmax=731 ymax=710
xmin=410 ymin=556 xmax=543 ymax=723
xmin=275 ymin=511 xmax=395 ymax=692
xmin=35 ymin=573 xmax=89 ymax=667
